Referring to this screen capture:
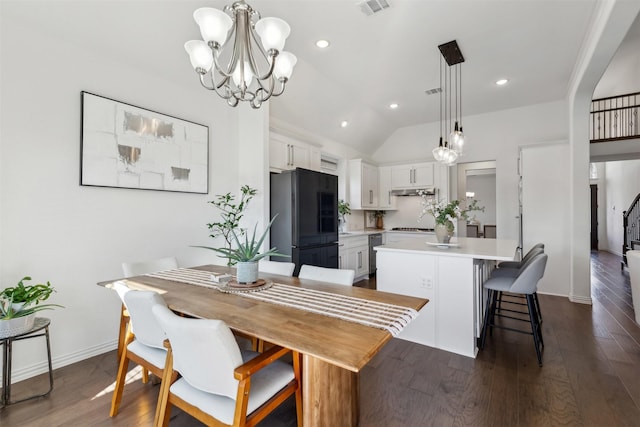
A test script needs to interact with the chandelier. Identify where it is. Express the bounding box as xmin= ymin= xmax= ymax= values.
xmin=432 ymin=40 xmax=465 ymax=166
xmin=184 ymin=0 xmax=297 ymax=109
